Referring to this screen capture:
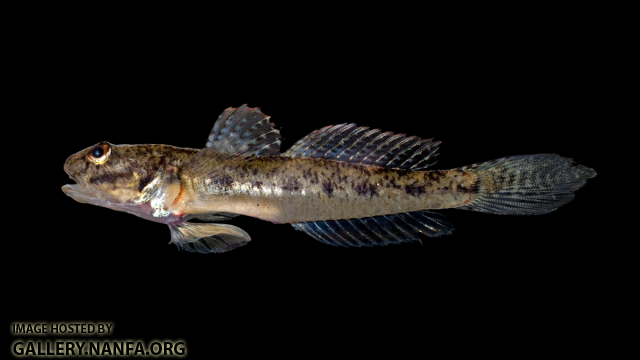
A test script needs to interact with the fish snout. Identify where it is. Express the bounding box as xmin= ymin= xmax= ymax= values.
xmin=63 ymin=155 xmax=72 ymax=175
xmin=64 ymin=151 xmax=85 ymax=179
